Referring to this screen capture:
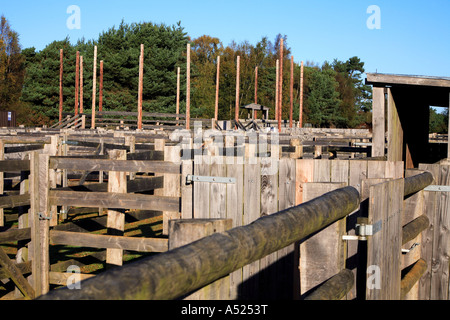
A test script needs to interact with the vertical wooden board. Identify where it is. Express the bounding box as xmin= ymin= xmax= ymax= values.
xmin=162 ymin=145 xmax=181 ymax=235
xmin=385 ymin=161 xmax=404 ymax=179
xmin=372 ymin=87 xmax=386 ymax=158
xmin=241 ymin=159 xmax=261 ymax=299
xmin=419 ymin=190 xmax=437 ymax=299
xmin=387 ymin=88 xmax=403 ymax=162
xmin=106 ymin=150 xmax=127 ymax=266
xmin=209 ymin=157 xmax=227 ymax=219
xmin=366 ymin=179 xmax=403 ymax=300
xmin=331 ymin=160 xmax=349 ymax=184
xmin=259 ymin=157 xmax=279 ymax=299
xmin=313 ymin=159 xmax=330 ymax=182
xmin=367 ymin=160 xmax=387 ymax=179
xmin=277 ymin=158 xmax=296 ymax=299
xmin=193 ymin=156 xmax=210 ymax=219
xmin=295 ymin=159 xmax=314 ymax=204
xmin=226 ymin=156 xmax=244 ymax=299
xmin=431 ymin=164 xmax=450 ymax=300
xmin=181 ymin=160 xmax=193 ymax=219
xmin=300 ymin=182 xmax=347 ymax=297
xmin=38 ymin=153 xmax=50 ymax=295
xmin=349 ymin=160 xmax=368 ymax=195
xmin=0 ymin=140 xmax=3 ymax=227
